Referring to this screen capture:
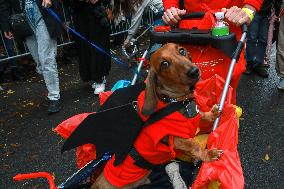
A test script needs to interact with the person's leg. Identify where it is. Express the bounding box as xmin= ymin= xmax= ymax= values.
xmin=253 ymin=15 xmax=269 ymax=77
xmin=25 ymin=35 xmax=42 ymax=74
xmin=0 ymin=42 xmax=5 ymax=82
xmin=245 ymin=13 xmax=260 ymax=73
xmin=30 ymin=4 xmax=60 ymax=113
xmin=3 ymin=37 xmax=23 ymax=80
xmin=35 ymin=20 xmax=60 ymax=101
xmin=276 ymin=17 xmax=284 ymax=90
